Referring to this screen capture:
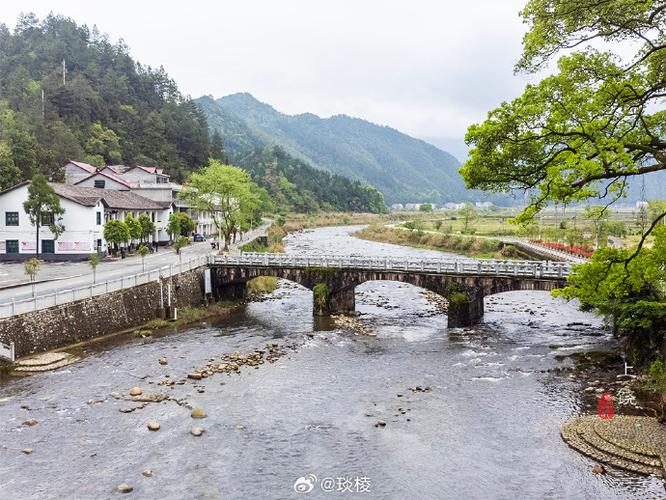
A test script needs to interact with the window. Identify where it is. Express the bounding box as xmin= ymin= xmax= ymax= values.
xmin=94 ymin=179 xmax=105 ymax=188
xmin=96 ymin=212 xmax=102 ymax=225
xmin=5 ymin=212 xmax=18 ymax=226
xmin=41 ymin=240 xmax=55 ymax=254
xmin=6 ymin=240 xmax=18 ymax=254
xmin=41 ymin=212 xmax=54 ymax=225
